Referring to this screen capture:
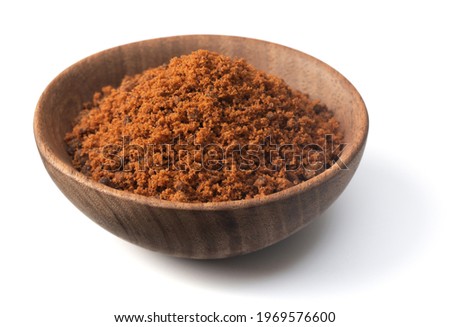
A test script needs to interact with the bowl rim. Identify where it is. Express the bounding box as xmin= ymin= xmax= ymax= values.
xmin=34 ymin=34 xmax=368 ymax=211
